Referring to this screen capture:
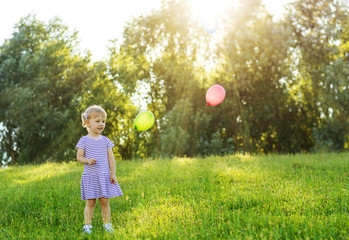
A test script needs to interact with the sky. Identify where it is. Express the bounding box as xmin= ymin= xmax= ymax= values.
xmin=0 ymin=0 xmax=291 ymax=62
